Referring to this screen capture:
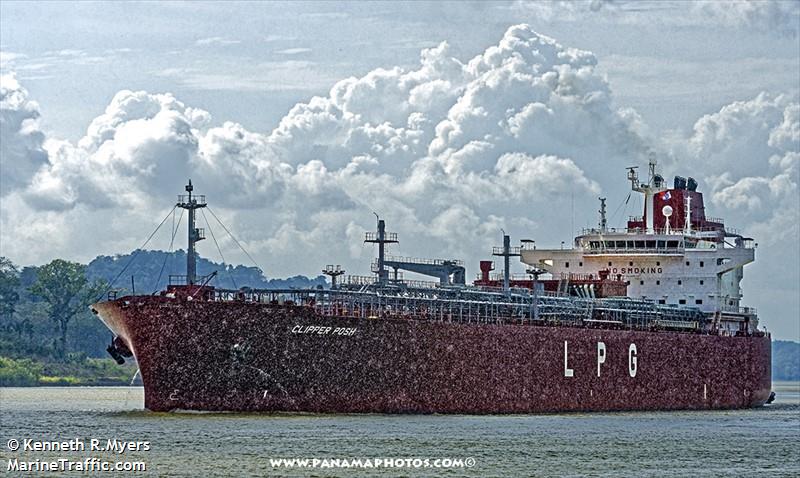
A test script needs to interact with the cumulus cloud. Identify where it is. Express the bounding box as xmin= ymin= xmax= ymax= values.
xmin=22 ymin=90 xmax=210 ymax=210
xmin=687 ymin=93 xmax=793 ymax=176
xmin=0 ymin=73 xmax=48 ymax=196
xmin=670 ymin=92 xmax=799 ymax=245
xmin=494 ymin=153 xmax=600 ymax=196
